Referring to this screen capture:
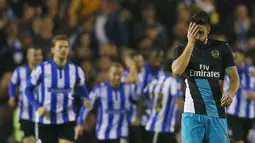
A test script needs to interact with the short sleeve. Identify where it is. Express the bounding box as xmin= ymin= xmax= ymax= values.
xmin=128 ymin=84 xmax=138 ymax=101
xmin=143 ymin=84 xmax=150 ymax=97
xmin=76 ymin=66 xmax=85 ymax=86
xmin=11 ymin=68 xmax=19 ymax=84
xmin=89 ymin=86 xmax=100 ymax=105
xmin=30 ymin=66 xmax=42 ymax=85
xmin=173 ymin=44 xmax=185 ymax=60
xmin=223 ymin=43 xmax=235 ymax=69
